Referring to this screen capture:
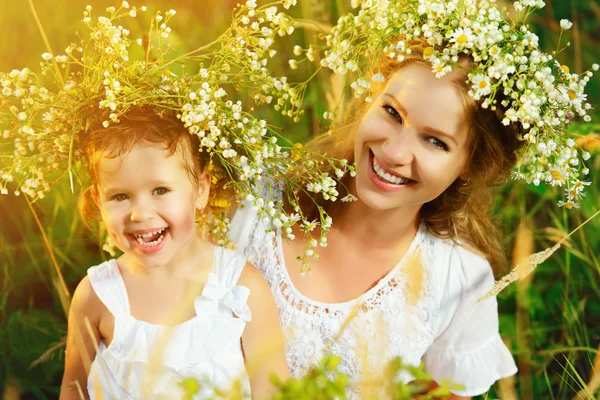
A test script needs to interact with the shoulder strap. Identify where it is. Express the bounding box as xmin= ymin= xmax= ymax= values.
xmin=211 ymin=247 xmax=247 ymax=288
xmin=87 ymin=260 xmax=131 ymax=316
